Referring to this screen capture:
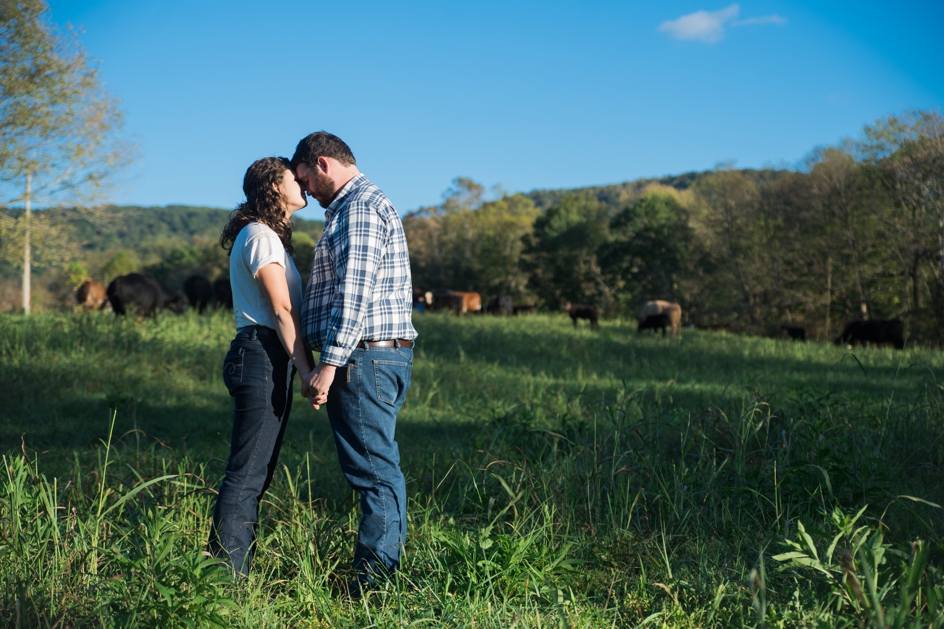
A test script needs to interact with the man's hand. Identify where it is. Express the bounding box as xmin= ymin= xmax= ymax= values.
xmin=305 ymin=362 xmax=336 ymax=409
xmin=300 ymin=370 xmax=328 ymax=410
